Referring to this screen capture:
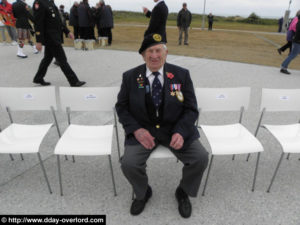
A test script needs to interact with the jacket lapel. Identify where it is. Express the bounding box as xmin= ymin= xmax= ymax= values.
xmin=163 ymin=63 xmax=171 ymax=112
xmin=136 ymin=65 xmax=150 ymax=122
